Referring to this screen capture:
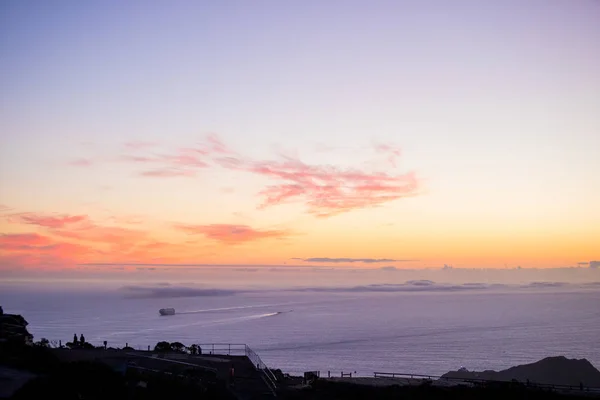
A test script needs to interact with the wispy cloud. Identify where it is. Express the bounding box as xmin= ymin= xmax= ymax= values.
xmin=72 ymin=135 xmax=419 ymax=216
xmin=140 ymin=168 xmax=198 ymax=178
xmin=374 ymin=143 xmax=402 ymax=167
xmin=216 ymin=153 xmax=418 ymax=217
xmin=292 ymin=257 xmax=416 ymax=263
xmin=119 ymin=285 xmax=238 ymax=299
xmin=205 ymin=134 xmax=233 ymax=154
xmin=124 ymin=141 xmax=157 ymax=149
xmin=175 ymin=223 xmax=291 ymax=244
xmin=293 ymin=281 xmax=493 ymax=293
xmin=123 ymin=149 xmax=210 ymax=178
xmin=0 ymin=233 xmax=54 ymax=250
xmin=52 ymin=223 xmax=146 ymax=245
xmin=8 ymin=212 xmax=89 ymax=229
xmin=119 ymin=155 xmax=157 ymax=163
xmin=1 ymin=209 xmax=208 ymax=267
xmin=107 ymin=214 xmax=145 ymax=225
xmin=0 ymin=233 xmax=95 ymax=268
xmin=5 ymin=211 xmax=145 ymax=246
xmin=288 ymin=281 xmax=600 ymax=293
xmin=117 ymin=135 xmax=230 ymax=177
